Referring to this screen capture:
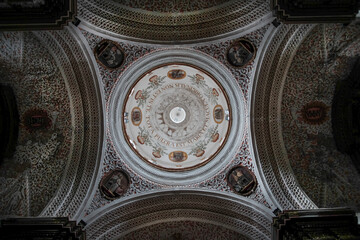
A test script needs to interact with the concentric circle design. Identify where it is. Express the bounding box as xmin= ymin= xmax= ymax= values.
xmin=169 ymin=107 xmax=186 ymax=124
xmin=123 ymin=64 xmax=231 ymax=171
xmin=109 ymin=49 xmax=245 ymax=185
